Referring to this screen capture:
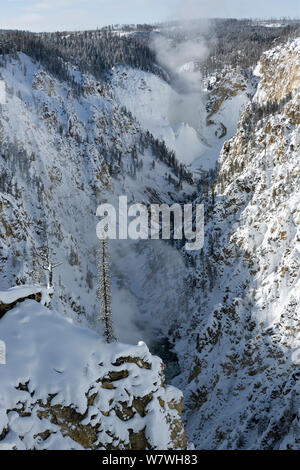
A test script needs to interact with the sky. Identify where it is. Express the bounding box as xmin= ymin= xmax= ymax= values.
xmin=0 ymin=0 xmax=299 ymax=32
